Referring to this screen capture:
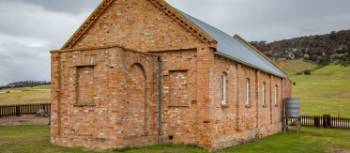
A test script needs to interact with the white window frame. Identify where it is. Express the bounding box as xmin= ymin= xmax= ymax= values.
xmin=245 ymin=78 xmax=251 ymax=106
xmin=221 ymin=73 xmax=227 ymax=106
xmin=262 ymin=82 xmax=266 ymax=107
